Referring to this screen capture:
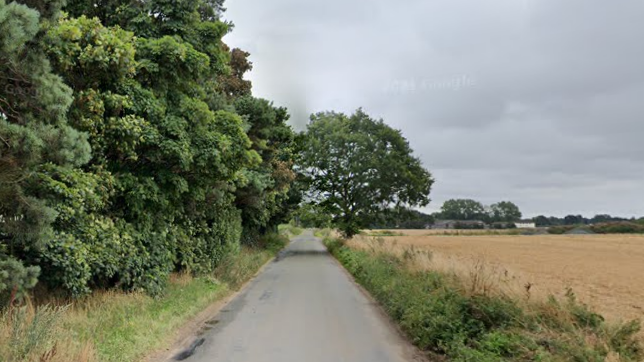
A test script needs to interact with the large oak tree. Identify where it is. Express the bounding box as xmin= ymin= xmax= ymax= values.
xmin=300 ymin=109 xmax=433 ymax=238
